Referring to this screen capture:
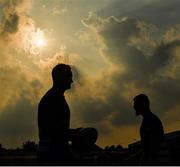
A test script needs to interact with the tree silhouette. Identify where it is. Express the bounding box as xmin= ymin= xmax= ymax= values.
xmin=22 ymin=141 xmax=38 ymax=152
